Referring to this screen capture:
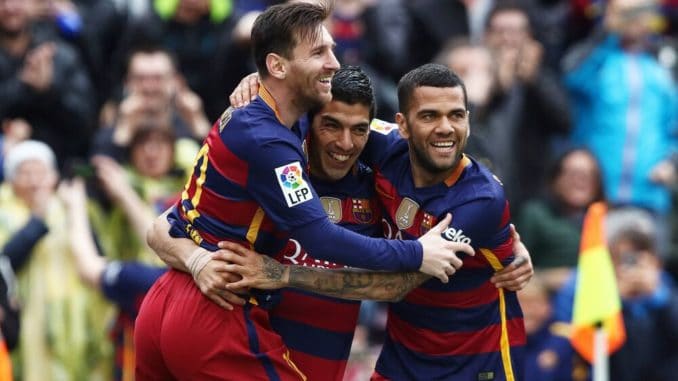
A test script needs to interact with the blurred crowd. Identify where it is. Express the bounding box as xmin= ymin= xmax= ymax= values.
xmin=0 ymin=0 xmax=676 ymax=380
